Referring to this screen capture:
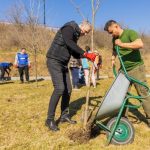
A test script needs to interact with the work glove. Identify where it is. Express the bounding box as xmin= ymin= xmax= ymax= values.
xmin=83 ymin=52 xmax=97 ymax=62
